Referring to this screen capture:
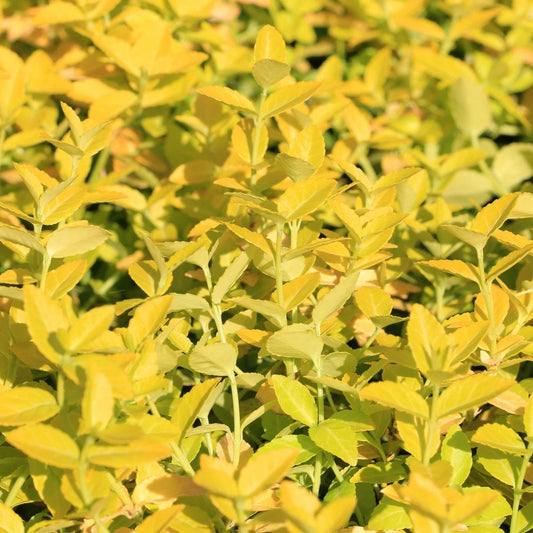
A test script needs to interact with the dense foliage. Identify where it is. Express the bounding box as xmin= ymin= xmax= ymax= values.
xmin=0 ymin=0 xmax=532 ymax=531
